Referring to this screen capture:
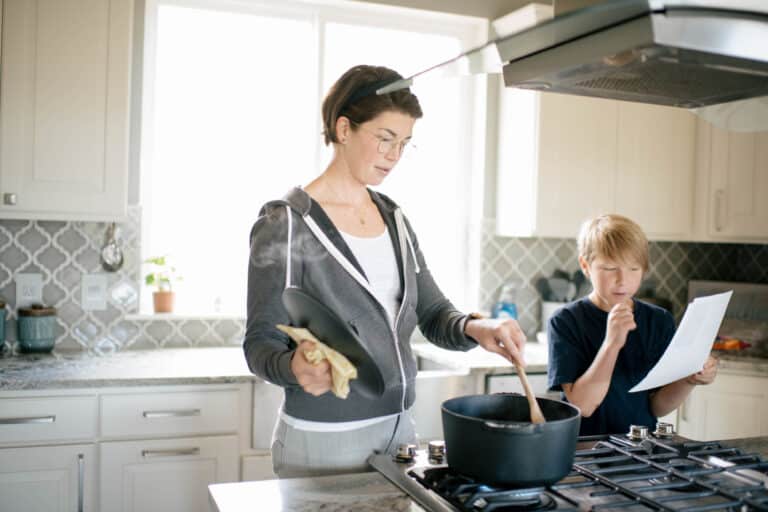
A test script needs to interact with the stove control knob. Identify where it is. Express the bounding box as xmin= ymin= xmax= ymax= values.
xmin=627 ymin=424 xmax=649 ymax=441
xmin=428 ymin=440 xmax=446 ymax=462
xmin=653 ymin=422 xmax=675 ymax=437
xmin=395 ymin=443 xmax=417 ymax=462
